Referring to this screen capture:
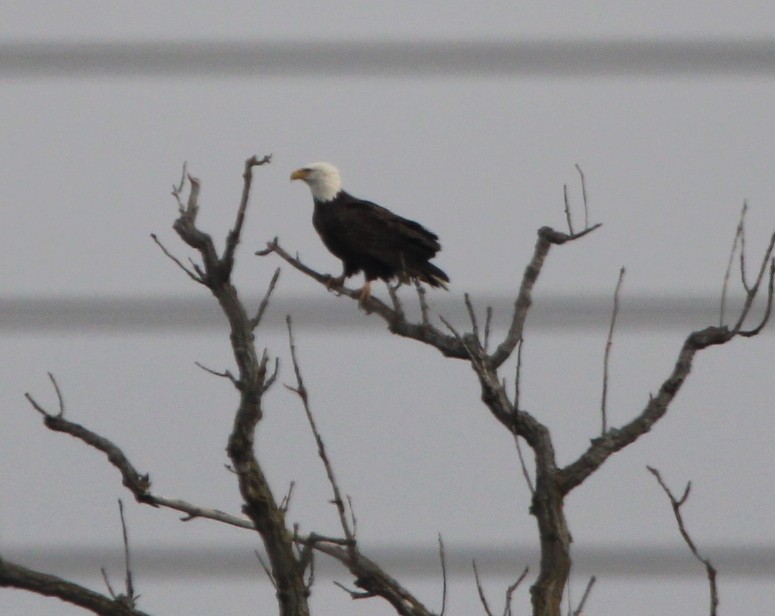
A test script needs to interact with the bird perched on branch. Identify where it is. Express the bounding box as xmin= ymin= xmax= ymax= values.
xmin=290 ymin=162 xmax=449 ymax=303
